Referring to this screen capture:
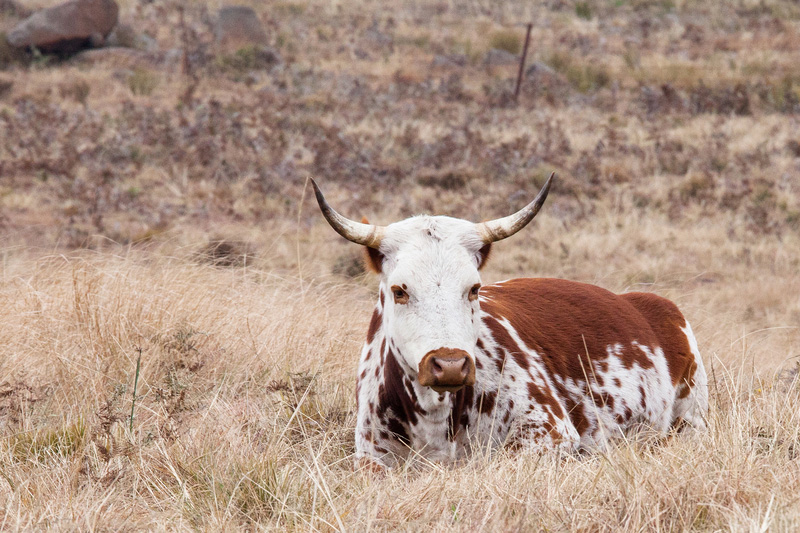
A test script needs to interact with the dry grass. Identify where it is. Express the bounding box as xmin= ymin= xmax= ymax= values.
xmin=2 ymin=207 xmax=799 ymax=530
xmin=2 ymin=0 xmax=800 ymax=529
